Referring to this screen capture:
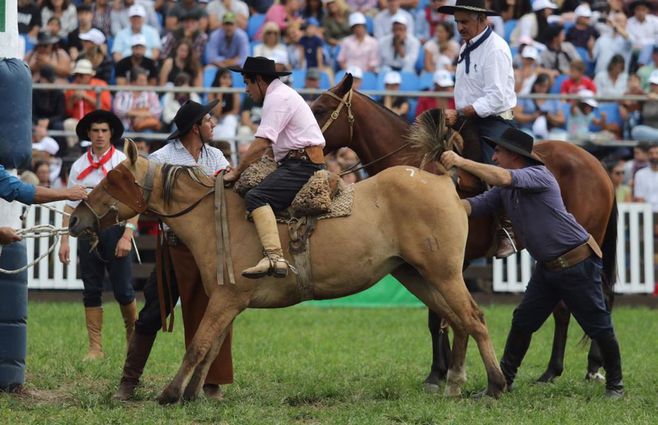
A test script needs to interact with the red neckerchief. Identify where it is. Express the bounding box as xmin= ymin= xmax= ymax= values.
xmin=77 ymin=145 xmax=115 ymax=180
